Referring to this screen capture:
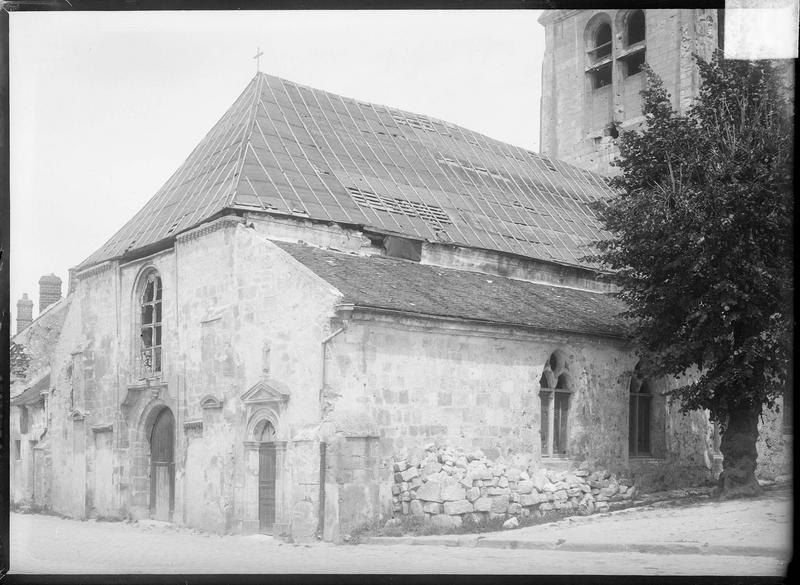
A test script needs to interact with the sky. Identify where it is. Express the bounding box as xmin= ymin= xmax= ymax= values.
xmin=9 ymin=10 xmax=545 ymax=328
